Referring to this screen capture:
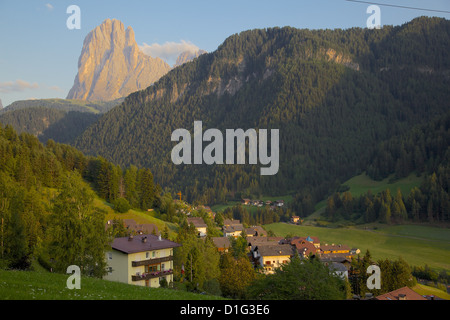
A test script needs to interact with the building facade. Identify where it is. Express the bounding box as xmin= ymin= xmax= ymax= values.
xmin=104 ymin=234 xmax=181 ymax=288
xmin=253 ymin=244 xmax=294 ymax=274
